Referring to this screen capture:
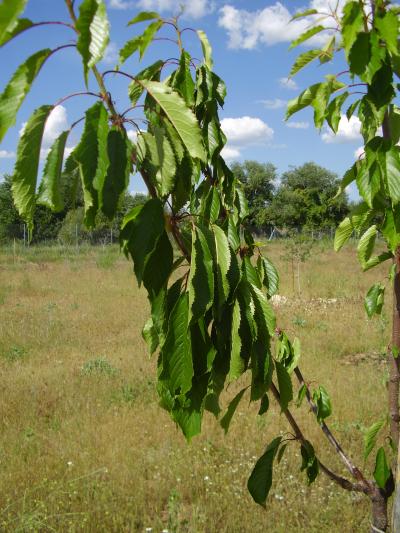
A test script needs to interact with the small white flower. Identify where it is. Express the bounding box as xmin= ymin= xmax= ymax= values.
xmin=204 ymin=475 xmax=210 ymax=481
xmin=67 ymin=461 xmax=73 ymax=467
xmin=145 ymin=528 xmax=152 ymax=532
